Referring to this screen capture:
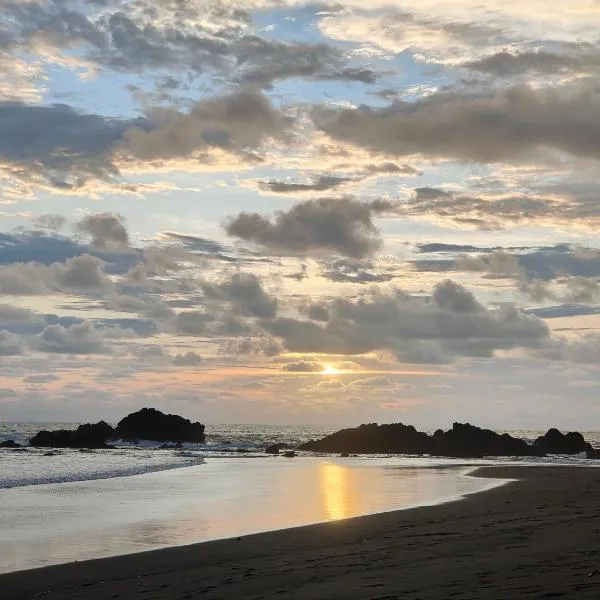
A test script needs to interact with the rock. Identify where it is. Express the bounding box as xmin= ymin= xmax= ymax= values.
xmin=158 ymin=442 xmax=183 ymax=450
xmin=533 ymin=428 xmax=593 ymax=455
xmin=29 ymin=421 xmax=115 ymax=449
xmin=429 ymin=423 xmax=540 ymax=458
xmin=340 ymin=452 xmax=349 ymax=457
xmin=300 ymin=421 xmax=542 ymax=458
xmin=587 ymin=449 xmax=600 ymax=459
xmin=116 ymin=408 xmax=205 ymax=443
xmin=265 ymin=443 xmax=287 ymax=455
xmin=0 ymin=440 xmax=20 ymax=448
xmin=283 ymin=451 xmax=297 ymax=458
xmin=300 ymin=423 xmax=430 ymax=454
